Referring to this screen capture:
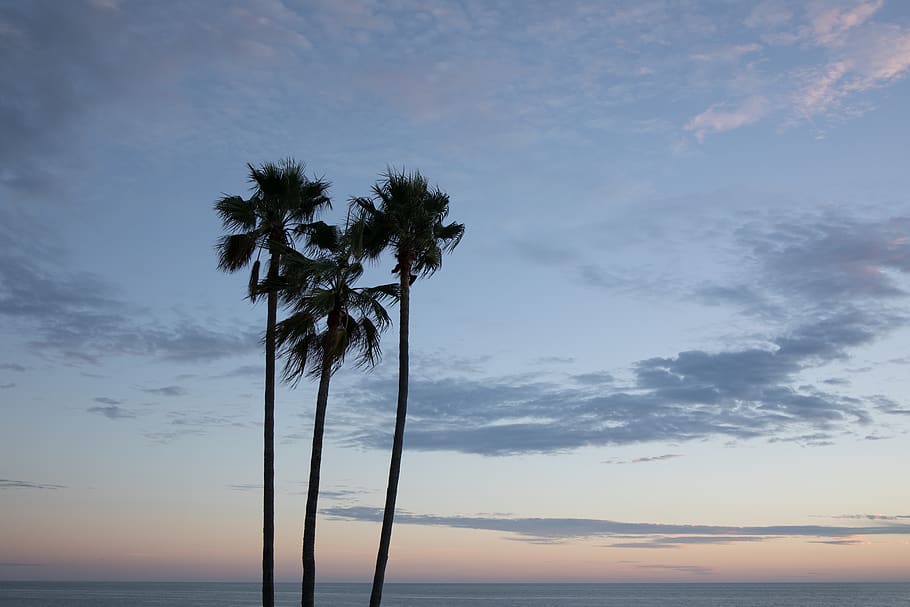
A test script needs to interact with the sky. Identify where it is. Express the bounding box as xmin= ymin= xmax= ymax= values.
xmin=2 ymin=0 xmax=910 ymax=584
